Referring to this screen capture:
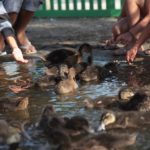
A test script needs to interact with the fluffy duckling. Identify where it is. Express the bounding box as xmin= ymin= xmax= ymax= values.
xmin=79 ymin=65 xmax=104 ymax=82
xmin=0 ymin=97 xmax=29 ymax=111
xmin=39 ymin=105 xmax=94 ymax=137
xmin=118 ymin=91 xmax=150 ymax=112
xmin=79 ymin=62 xmax=117 ymax=82
xmin=38 ymin=104 xmax=65 ymax=130
xmin=35 ymin=64 xmax=69 ymax=88
xmin=118 ymin=87 xmax=135 ymax=102
xmin=83 ymin=96 xmax=117 ymax=110
xmin=45 ymin=43 xmax=93 ymax=67
xmin=56 ymin=68 xmax=78 ymax=94
xmin=75 ymin=131 xmax=137 ymax=150
xmin=97 ymin=111 xmax=150 ymax=131
xmin=0 ymin=120 xmax=22 ymax=150
xmin=57 ymin=129 xmax=136 ymax=150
